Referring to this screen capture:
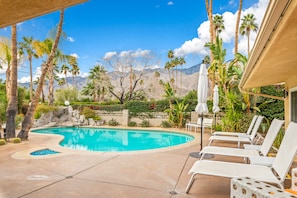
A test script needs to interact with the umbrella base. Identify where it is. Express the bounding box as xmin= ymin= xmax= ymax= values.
xmin=189 ymin=152 xmax=214 ymax=159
